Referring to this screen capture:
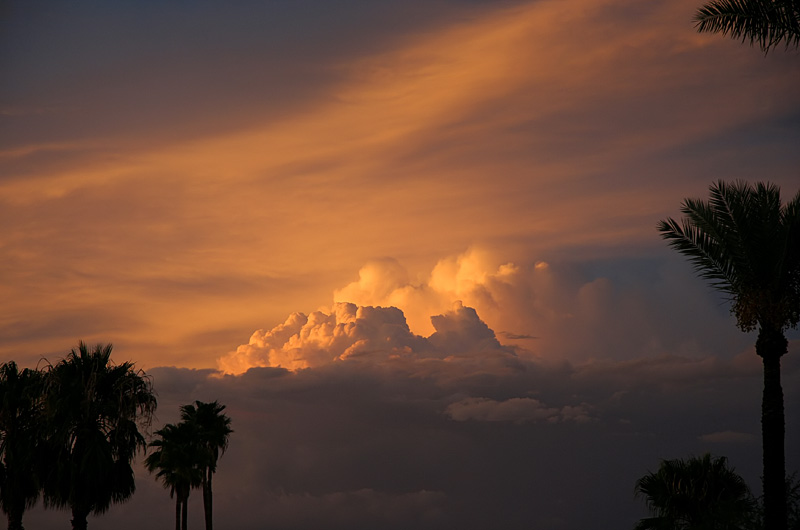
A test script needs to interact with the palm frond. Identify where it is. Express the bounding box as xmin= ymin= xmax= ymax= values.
xmin=657 ymin=214 xmax=738 ymax=295
xmin=694 ymin=0 xmax=800 ymax=53
xmin=660 ymin=180 xmax=800 ymax=332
